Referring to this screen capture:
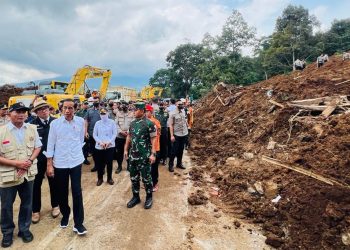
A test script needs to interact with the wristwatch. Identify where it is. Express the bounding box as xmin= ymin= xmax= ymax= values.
xmin=28 ymin=159 xmax=34 ymax=164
